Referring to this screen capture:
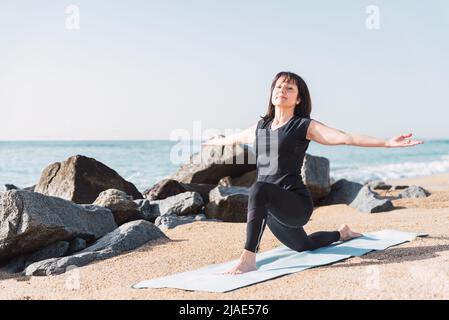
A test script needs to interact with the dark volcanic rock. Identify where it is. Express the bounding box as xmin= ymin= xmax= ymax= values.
xmin=0 ymin=190 xmax=117 ymax=260
xmin=34 ymin=155 xmax=143 ymax=204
